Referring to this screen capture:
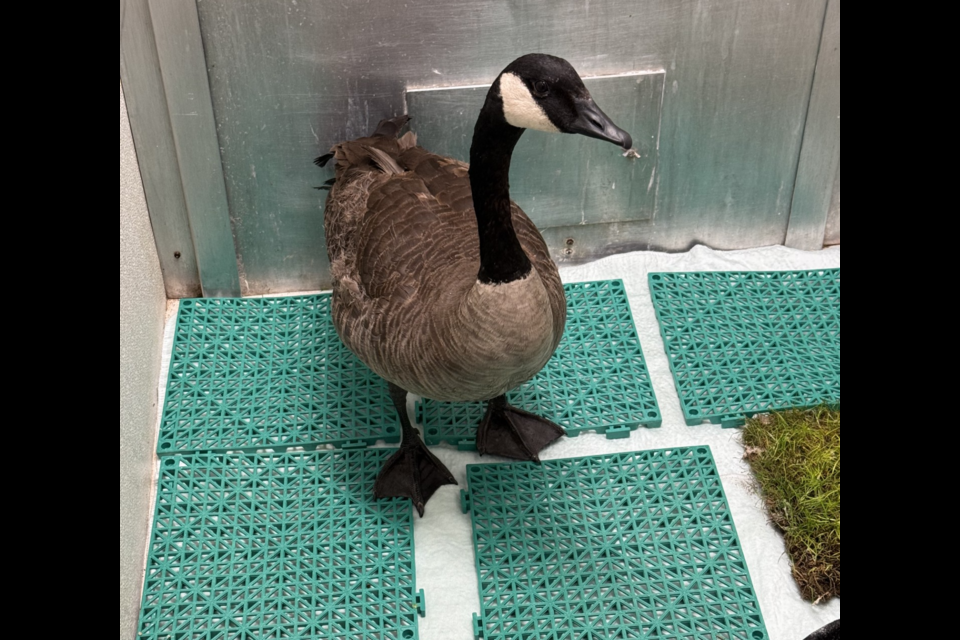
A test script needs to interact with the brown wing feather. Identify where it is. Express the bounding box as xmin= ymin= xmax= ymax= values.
xmin=324 ymin=135 xmax=566 ymax=392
